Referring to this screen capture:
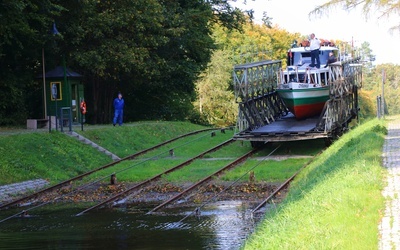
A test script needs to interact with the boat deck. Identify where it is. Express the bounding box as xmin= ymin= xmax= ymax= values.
xmin=251 ymin=114 xmax=318 ymax=134
xmin=234 ymin=113 xmax=328 ymax=142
